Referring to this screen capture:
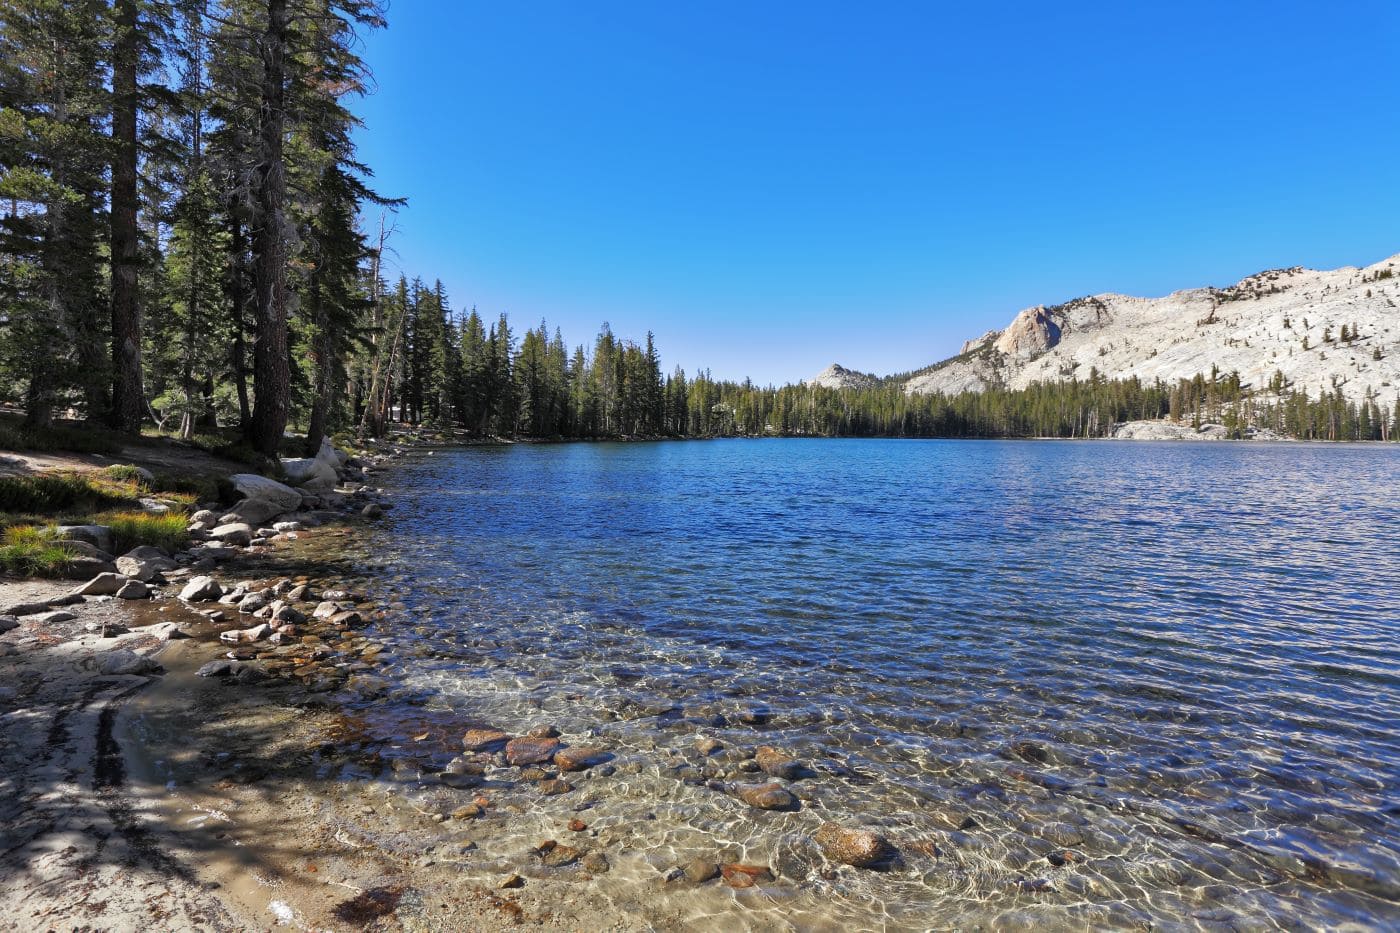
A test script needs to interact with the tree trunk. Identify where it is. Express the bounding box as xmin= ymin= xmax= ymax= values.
xmin=108 ymin=0 xmax=143 ymax=433
xmin=227 ymin=198 xmax=252 ymax=427
xmin=247 ymin=0 xmax=290 ymax=456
